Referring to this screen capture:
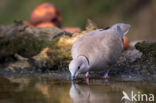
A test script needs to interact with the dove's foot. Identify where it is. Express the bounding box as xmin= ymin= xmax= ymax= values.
xmin=85 ymin=72 xmax=90 ymax=84
xmin=85 ymin=72 xmax=90 ymax=78
xmin=103 ymin=73 xmax=109 ymax=79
